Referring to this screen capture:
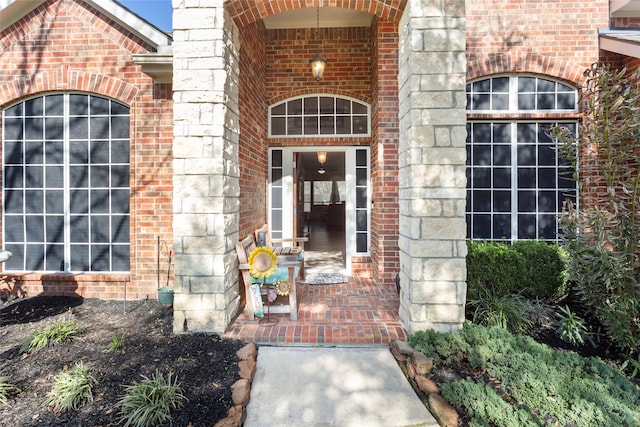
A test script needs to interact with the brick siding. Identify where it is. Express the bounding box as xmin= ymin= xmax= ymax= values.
xmin=0 ymin=0 xmax=173 ymax=300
